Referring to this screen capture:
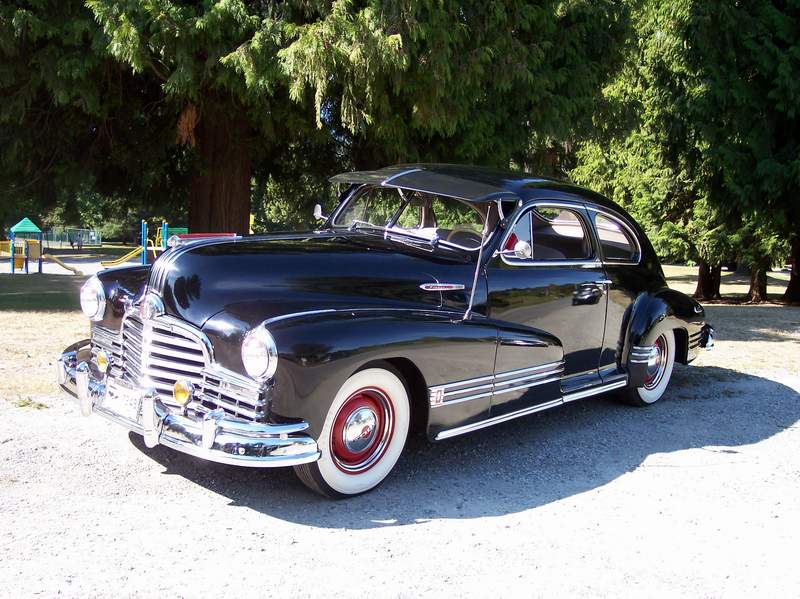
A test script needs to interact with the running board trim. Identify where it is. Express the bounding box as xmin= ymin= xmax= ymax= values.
xmin=434 ymin=377 xmax=628 ymax=440
xmin=562 ymin=378 xmax=628 ymax=403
